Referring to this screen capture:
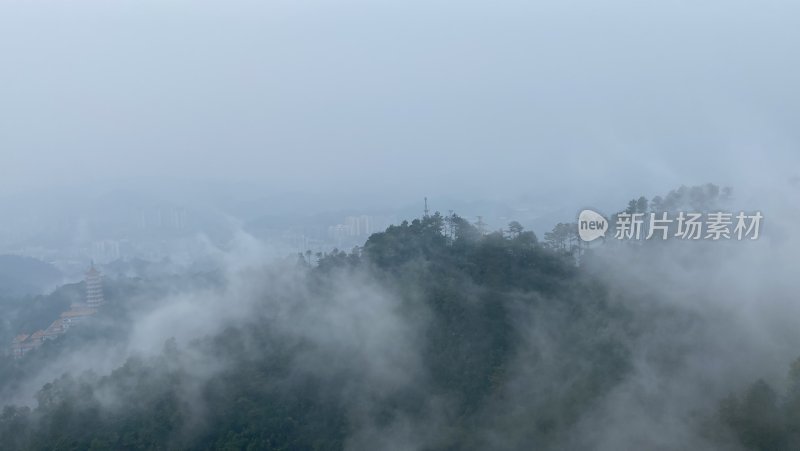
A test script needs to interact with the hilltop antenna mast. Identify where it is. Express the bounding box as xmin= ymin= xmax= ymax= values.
xmin=424 ymin=197 xmax=430 ymax=218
